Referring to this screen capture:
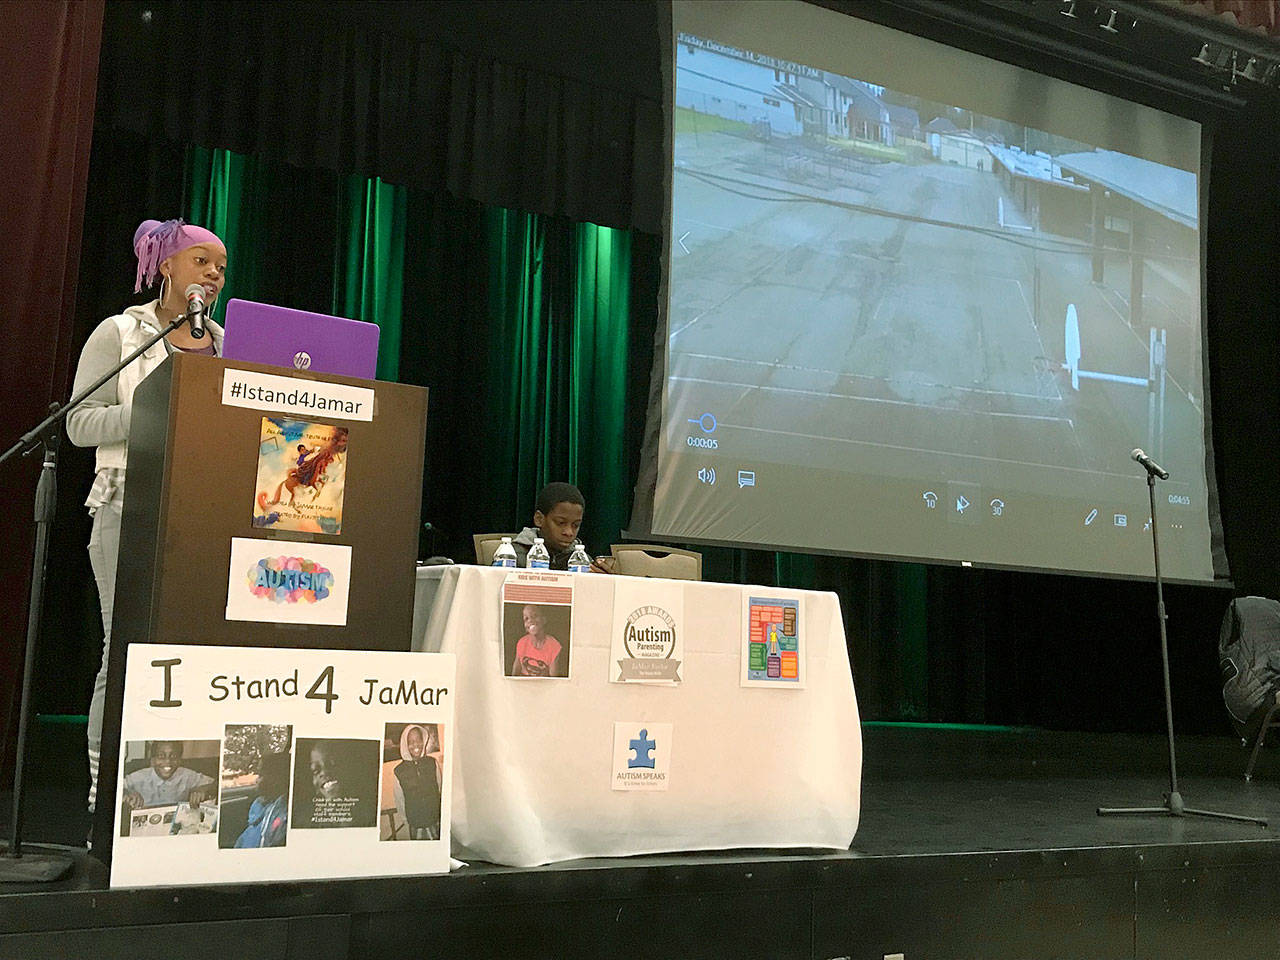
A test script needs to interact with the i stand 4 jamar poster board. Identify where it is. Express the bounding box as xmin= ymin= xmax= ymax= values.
xmin=94 ymin=354 xmax=429 ymax=865
xmin=110 ymin=644 xmax=454 ymax=887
